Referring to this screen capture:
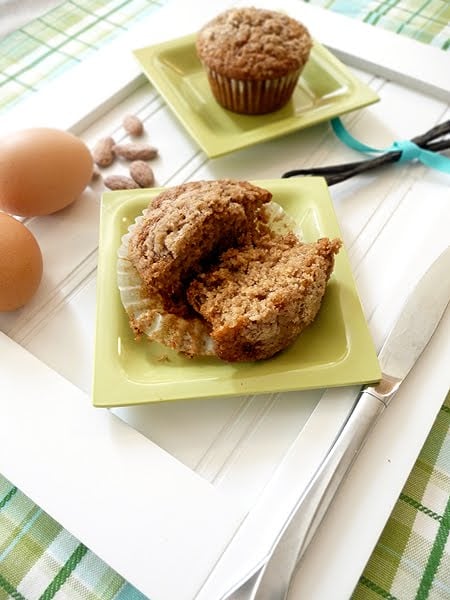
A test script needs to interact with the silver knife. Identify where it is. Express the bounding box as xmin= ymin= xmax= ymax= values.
xmin=222 ymin=245 xmax=450 ymax=600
